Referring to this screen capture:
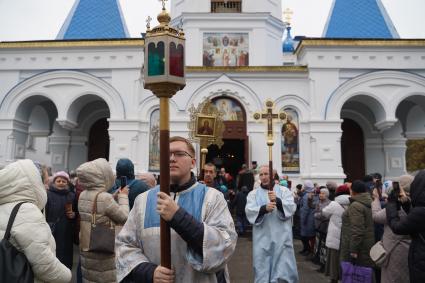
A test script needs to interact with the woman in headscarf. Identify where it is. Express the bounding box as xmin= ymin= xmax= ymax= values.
xmin=78 ymin=158 xmax=129 ymax=283
xmin=0 ymin=159 xmax=71 ymax=282
xmin=312 ymin=187 xmax=331 ymax=271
